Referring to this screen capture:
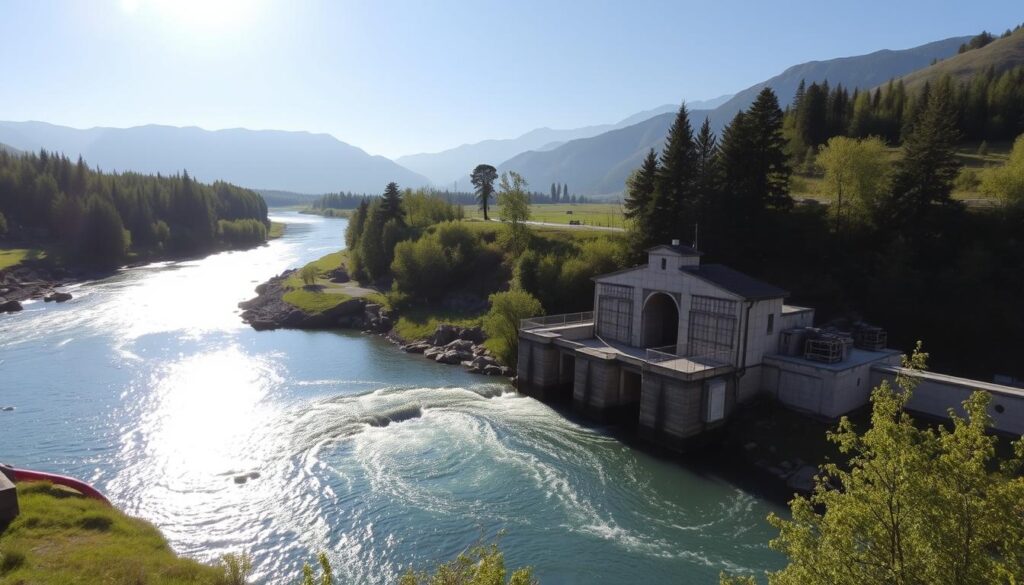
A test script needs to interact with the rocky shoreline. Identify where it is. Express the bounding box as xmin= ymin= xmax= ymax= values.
xmin=239 ymin=272 xmax=511 ymax=377
xmin=0 ymin=263 xmax=81 ymax=314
